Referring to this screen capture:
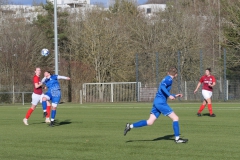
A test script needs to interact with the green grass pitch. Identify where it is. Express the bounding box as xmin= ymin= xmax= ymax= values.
xmin=0 ymin=102 xmax=239 ymax=160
